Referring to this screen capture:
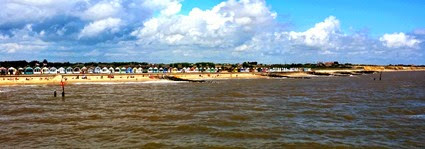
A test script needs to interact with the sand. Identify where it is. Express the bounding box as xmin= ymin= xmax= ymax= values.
xmin=0 ymin=73 xmax=271 ymax=86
